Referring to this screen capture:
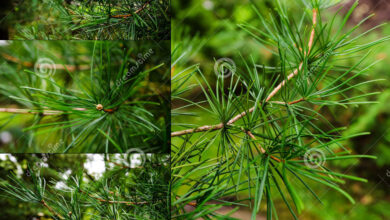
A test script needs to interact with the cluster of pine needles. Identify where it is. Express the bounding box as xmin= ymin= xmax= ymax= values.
xmin=171 ymin=0 xmax=389 ymax=219
xmin=0 ymin=154 xmax=170 ymax=219
xmin=0 ymin=41 xmax=170 ymax=153
xmin=5 ymin=0 xmax=170 ymax=40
